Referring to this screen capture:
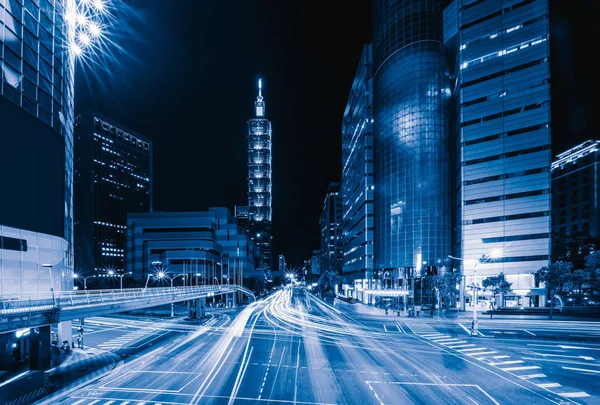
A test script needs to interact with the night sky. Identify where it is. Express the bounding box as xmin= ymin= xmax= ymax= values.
xmin=75 ymin=0 xmax=597 ymax=268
